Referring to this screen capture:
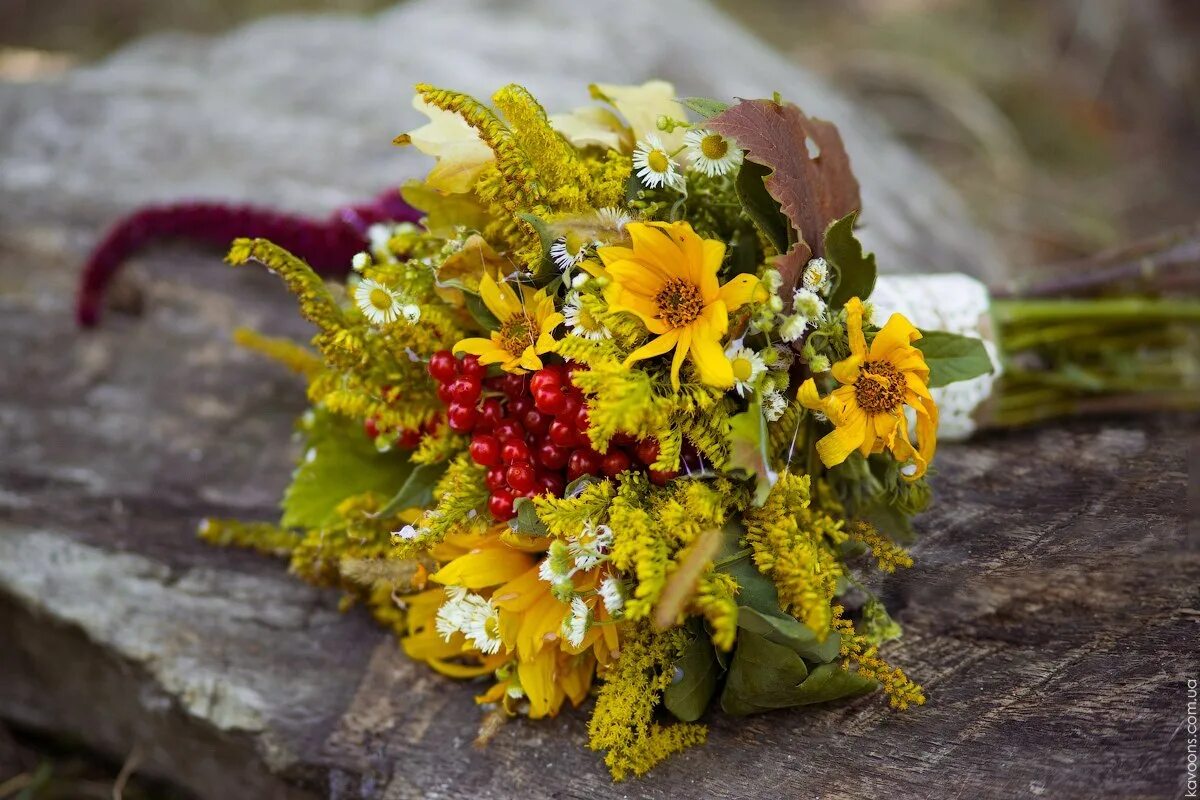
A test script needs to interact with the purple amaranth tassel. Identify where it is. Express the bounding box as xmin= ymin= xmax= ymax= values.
xmin=76 ymin=189 xmax=420 ymax=327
